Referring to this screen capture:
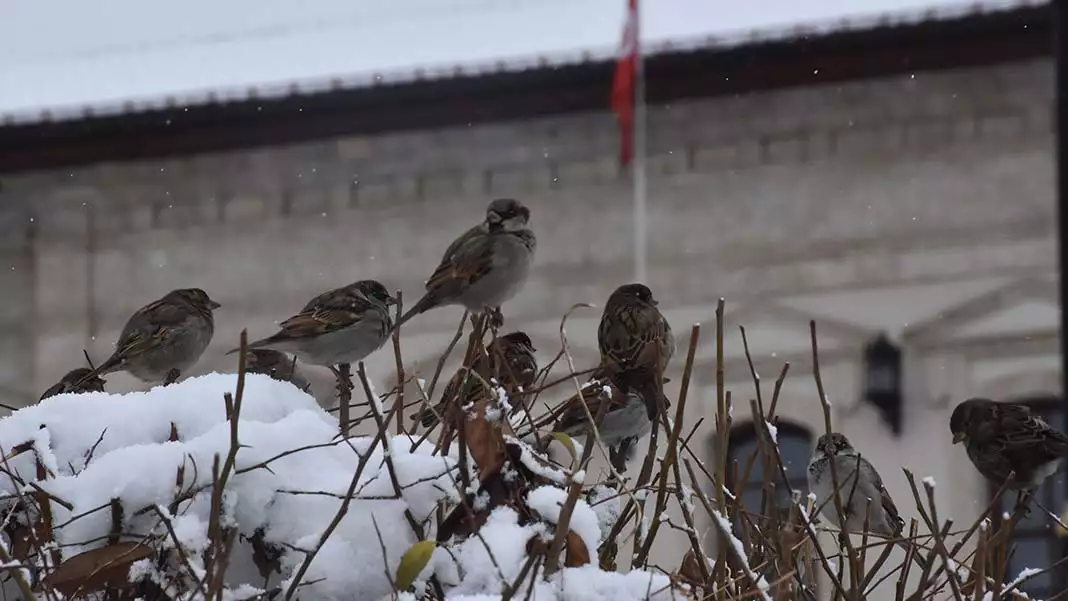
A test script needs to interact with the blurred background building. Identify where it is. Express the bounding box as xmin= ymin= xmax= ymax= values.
xmin=0 ymin=0 xmax=1060 ymax=597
